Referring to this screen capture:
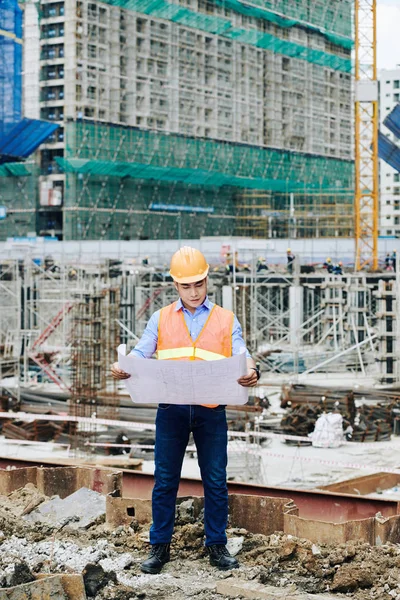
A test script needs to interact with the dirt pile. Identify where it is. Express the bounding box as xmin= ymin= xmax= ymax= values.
xmin=0 ymin=485 xmax=399 ymax=599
